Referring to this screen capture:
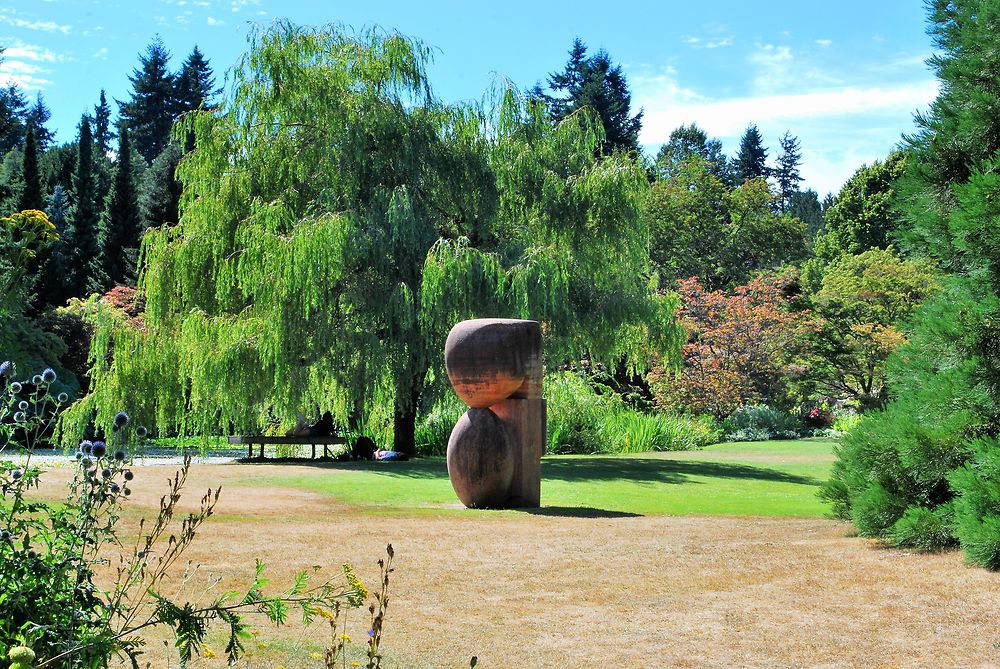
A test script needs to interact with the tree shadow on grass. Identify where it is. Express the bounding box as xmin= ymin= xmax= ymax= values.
xmin=518 ymin=506 xmax=643 ymax=518
xmin=253 ymin=455 xmax=817 ymax=486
